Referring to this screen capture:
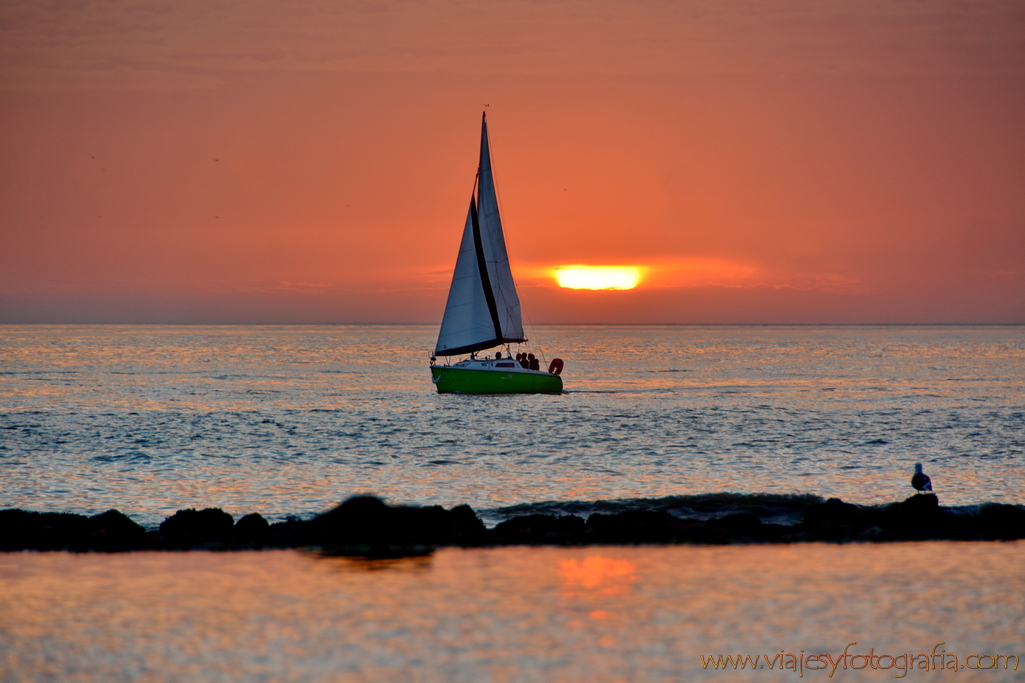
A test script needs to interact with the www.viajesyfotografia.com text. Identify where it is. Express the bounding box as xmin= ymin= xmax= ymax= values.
xmin=700 ymin=643 xmax=1018 ymax=677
